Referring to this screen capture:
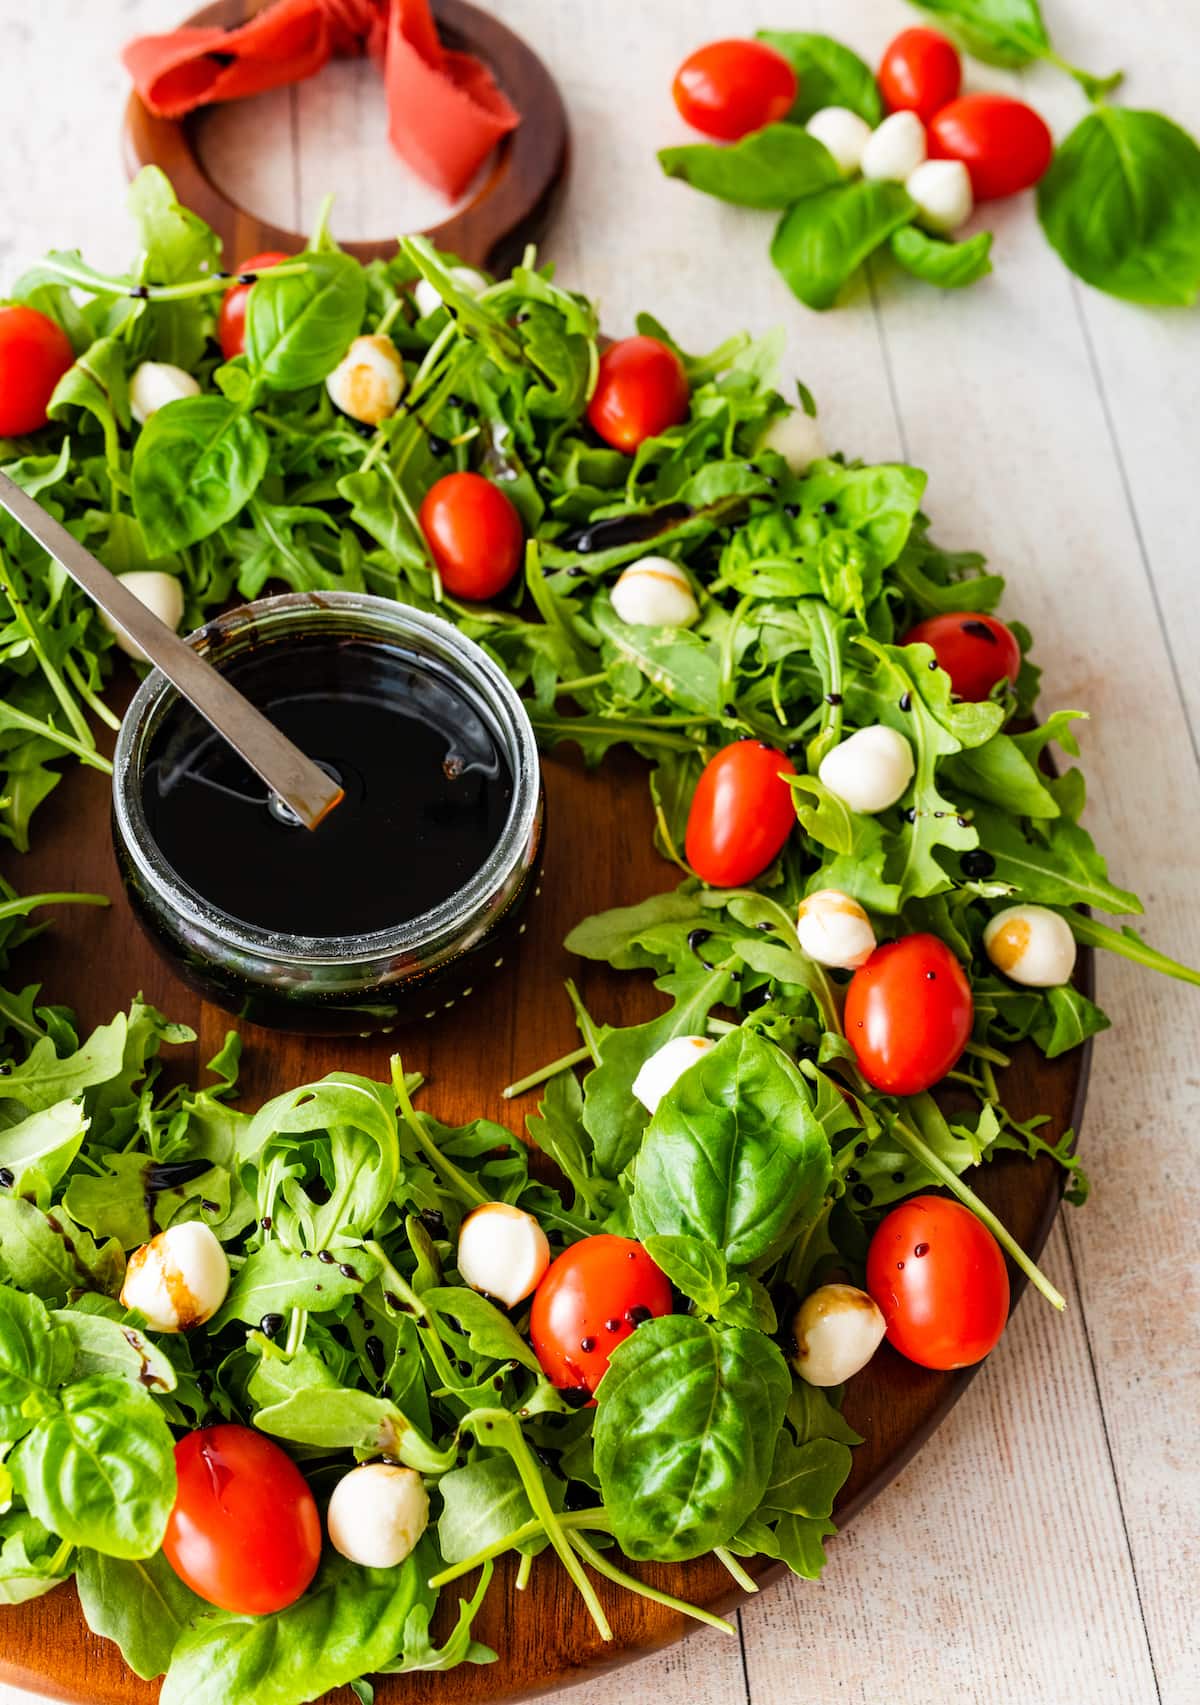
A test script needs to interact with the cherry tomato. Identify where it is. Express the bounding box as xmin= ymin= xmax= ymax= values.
xmin=672 ymin=38 xmax=798 ymax=141
xmin=0 ymin=306 xmax=74 ymax=438
xmin=866 ymin=1195 xmax=1010 ymax=1369
xmin=901 ymin=612 xmax=1022 ymax=701
xmin=217 ymin=250 xmax=292 ymax=360
xmin=530 ymin=1235 xmax=673 ymax=1396
xmin=878 ymin=28 xmax=961 ymax=126
xmin=927 ymin=95 xmax=1053 ymax=200
xmin=418 ymin=471 xmax=524 ymax=600
xmin=844 ymin=934 xmax=973 ymax=1096
xmin=685 ymin=741 xmax=797 ymax=887
xmin=586 ymin=336 xmax=689 ymax=454
xmin=163 ymin=1425 xmax=321 ymax=1614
